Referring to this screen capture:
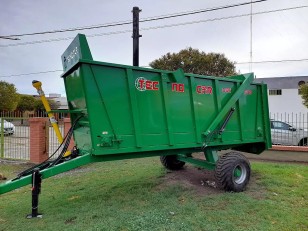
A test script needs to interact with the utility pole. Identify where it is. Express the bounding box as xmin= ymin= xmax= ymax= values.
xmin=132 ymin=6 xmax=142 ymax=66
xmin=249 ymin=0 xmax=253 ymax=73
